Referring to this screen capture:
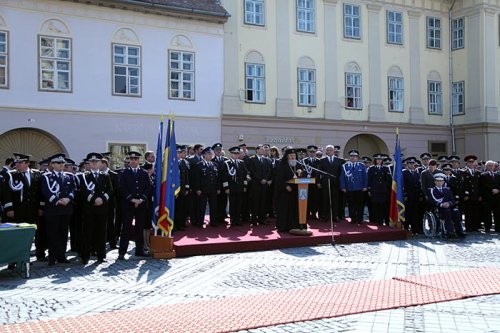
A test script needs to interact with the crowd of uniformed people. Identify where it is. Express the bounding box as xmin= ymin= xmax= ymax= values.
xmin=1 ymin=143 xmax=499 ymax=267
